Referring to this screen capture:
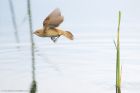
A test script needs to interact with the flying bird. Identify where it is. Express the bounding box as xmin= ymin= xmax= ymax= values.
xmin=33 ymin=8 xmax=74 ymax=43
